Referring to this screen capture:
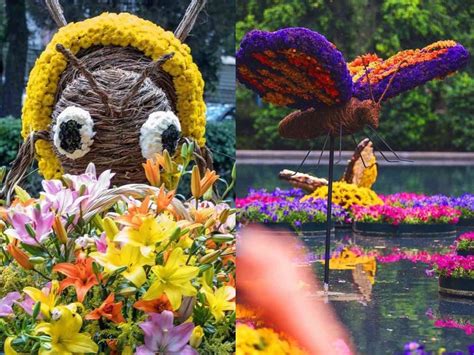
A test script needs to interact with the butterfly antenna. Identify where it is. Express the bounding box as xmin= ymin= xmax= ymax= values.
xmin=377 ymin=60 xmax=408 ymax=104
xmin=292 ymin=146 xmax=313 ymax=176
xmin=334 ymin=124 xmax=343 ymax=165
xmin=351 ymin=135 xmax=368 ymax=168
xmin=361 ymin=57 xmax=376 ymax=104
